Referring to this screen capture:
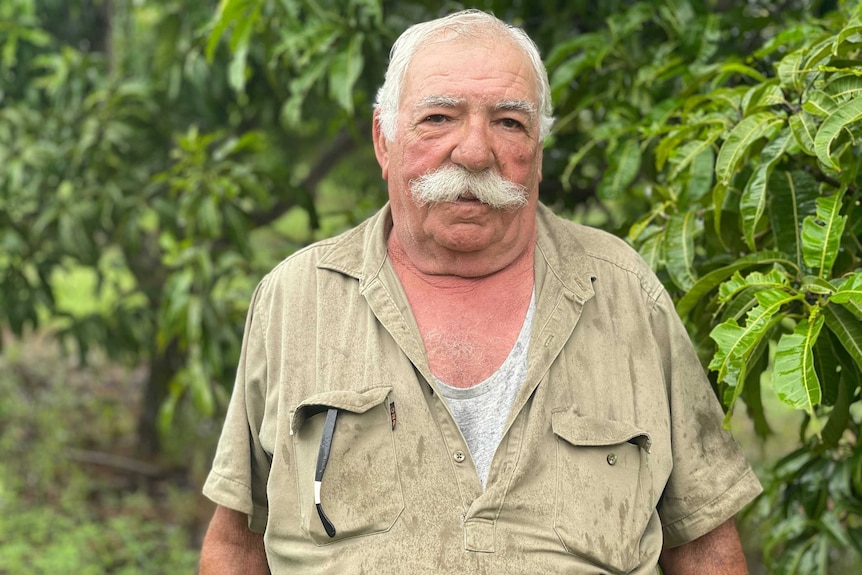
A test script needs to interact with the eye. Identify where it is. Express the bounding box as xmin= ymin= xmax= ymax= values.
xmin=424 ymin=114 xmax=449 ymax=124
xmin=499 ymin=118 xmax=525 ymax=130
